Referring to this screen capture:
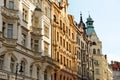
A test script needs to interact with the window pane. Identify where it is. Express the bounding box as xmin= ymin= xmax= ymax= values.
xmin=7 ymin=24 xmax=13 ymax=38
xmin=9 ymin=1 xmax=14 ymax=9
